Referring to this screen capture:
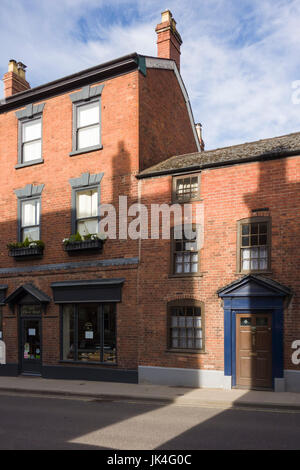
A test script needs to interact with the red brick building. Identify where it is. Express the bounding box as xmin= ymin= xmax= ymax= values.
xmin=0 ymin=10 xmax=299 ymax=392
xmin=0 ymin=11 xmax=199 ymax=383
xmin=138 ymin=134 xmax=300 ymax=392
